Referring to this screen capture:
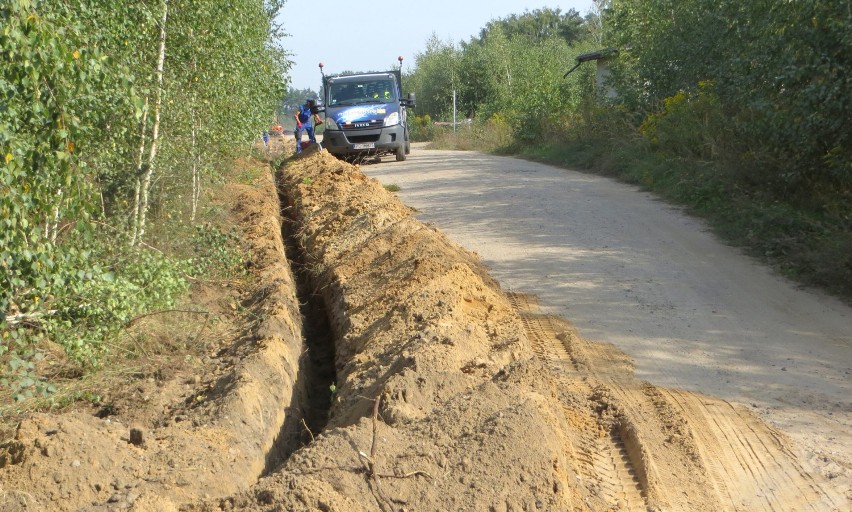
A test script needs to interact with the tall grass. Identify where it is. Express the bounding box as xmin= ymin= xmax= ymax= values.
xmin=417 ymin=115 xmax=514 ymax=153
